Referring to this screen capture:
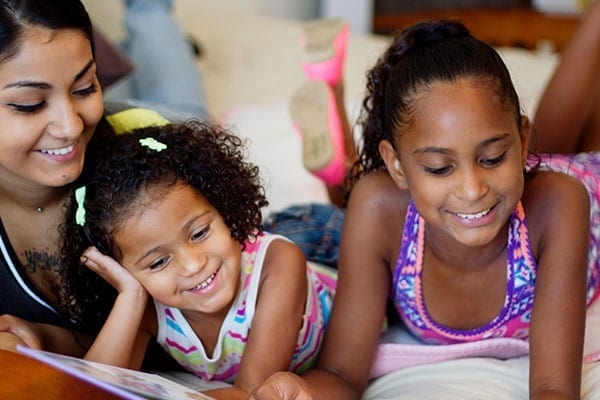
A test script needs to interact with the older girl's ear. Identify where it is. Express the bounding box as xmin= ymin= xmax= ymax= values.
xmin=379 ymin=139 xmax=409 ymax=190
xmin=519 ymin=116 xmax=531 ymax=167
